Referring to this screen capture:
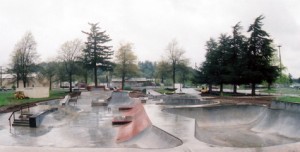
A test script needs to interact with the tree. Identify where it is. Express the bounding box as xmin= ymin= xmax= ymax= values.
xmin=228 ymin=22 xmax=247 ymax=93
xmin=138 ymin=61 xmax=156 ymax=79
xmin=82 ymin=23 xmax=113 ymax=87
xmin=216 ymin=34 xmax=231 ymax=95
xmin=165 ymin=39 xmax=186 ymax=88
xmin=114 ymin=43 xmax=139 ymax=89
xmin=244 ymin=15 xmax=278 ymax=95
xmin=194 ymin=38 xmax=219 ymax=93
xmin=176 ymin=61 xmax=191 ymax=88
xmin=58 ymin=39 xmax=83 ymax=92
xmin=155 ymin=60 xmax=171 ymax=84
xmin=288 ymin=73 xmax=293 ymax=84
xmin=10 ymin=32 xmax=39 ymax=88
xmin=38 ymin=61 xmax=58 ymax=90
